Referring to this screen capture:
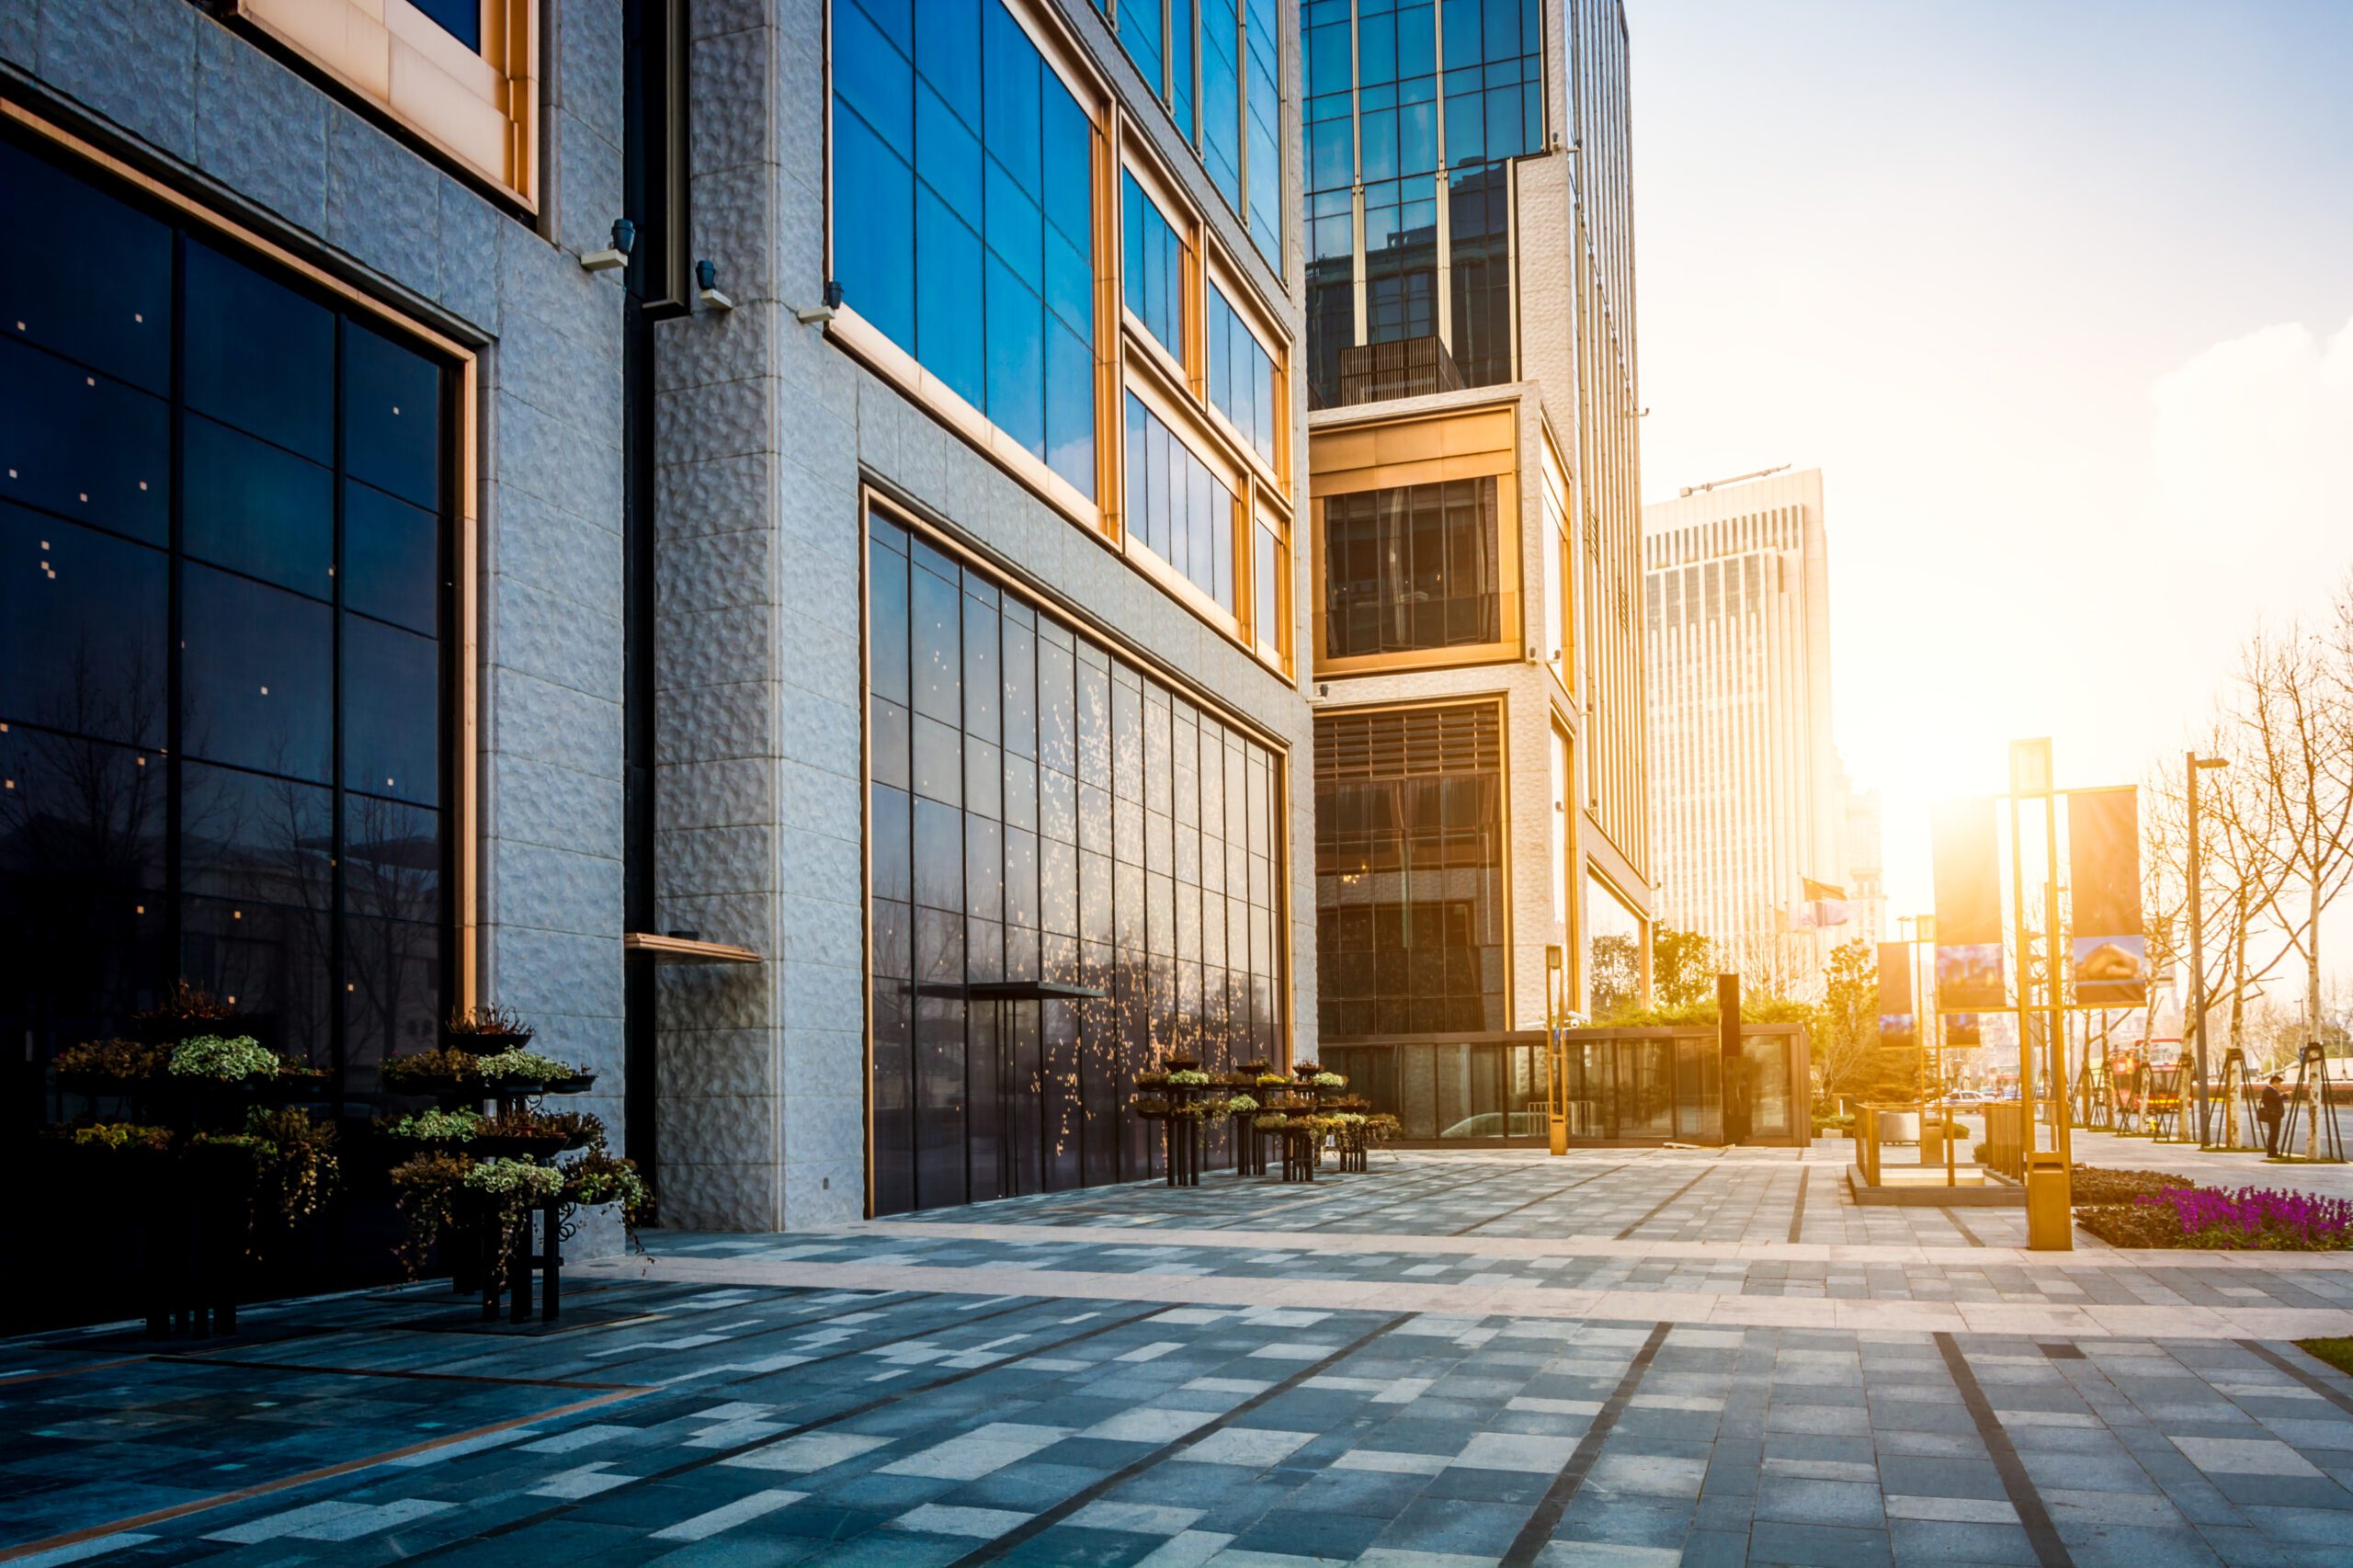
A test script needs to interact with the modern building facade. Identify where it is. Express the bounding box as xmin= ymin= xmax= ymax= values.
xmin=1643 ymin=467 xmax=1862 ymax=986
xmin=1 ymin=0 xmax=1313 ymax=1241
xmin=1299 ymin=0 xmax=1654 ymax=1083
